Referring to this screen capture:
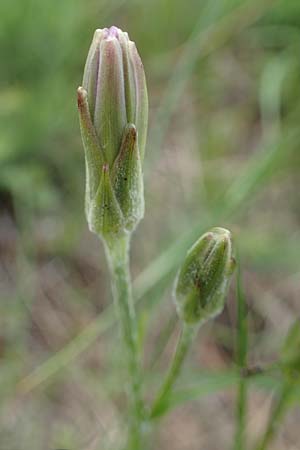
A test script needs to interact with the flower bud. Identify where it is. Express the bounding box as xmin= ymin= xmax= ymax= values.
xmin=77 ymin=26 xmax=148 ymax=238
xmin=174 ymin=227 xmax=235 ymax=325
